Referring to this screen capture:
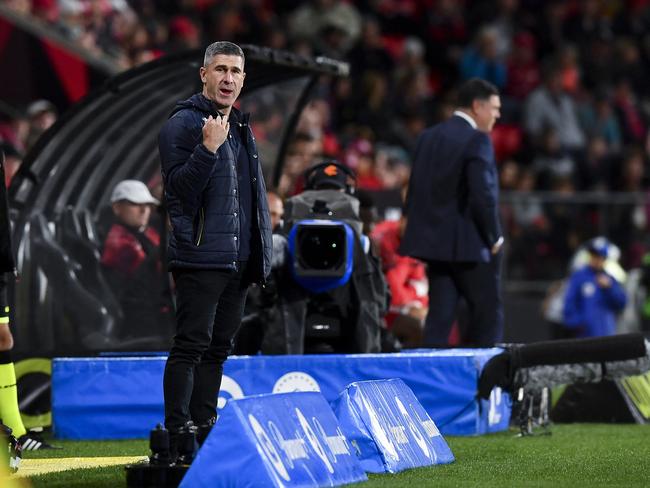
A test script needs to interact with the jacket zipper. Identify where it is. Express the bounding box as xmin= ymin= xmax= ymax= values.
xmin=195 ymin=207 xmax=205 ymax=246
